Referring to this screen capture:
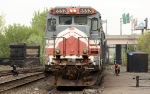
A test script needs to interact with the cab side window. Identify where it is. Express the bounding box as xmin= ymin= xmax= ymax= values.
xmin=47 ymin=19 xmax=56 ymax=31
xmin=91 ymin=18 xmax=98 ymax=31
